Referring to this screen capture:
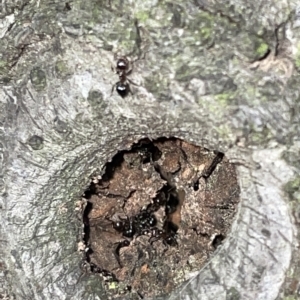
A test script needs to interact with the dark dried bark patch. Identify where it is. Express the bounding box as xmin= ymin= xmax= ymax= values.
xmin=80 ymin=137 xmax=240 ymax=298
